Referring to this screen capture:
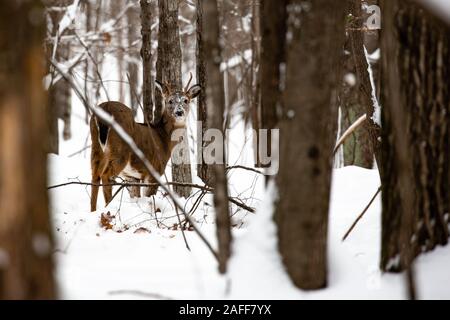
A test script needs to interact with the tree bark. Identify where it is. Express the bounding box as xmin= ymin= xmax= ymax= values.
xmin=380 ymin=0 xmax=450 ymax=272
xmin=347 ymin=0 xmax=382 ymax=168
xmin=260 ymin=0 xmax=286 ymax=131
xmin=338 ymin=2 xmax=375 ymax=169
xmin=274 ymin=0 xmax=345 ymax=290
xmin=0 ymin=0 xmax=55 ymax=299
xmin=140 ymin=0 xmax=153 ymax=124
xmin=202 ymin=0 xmax=232 ymax=274
xmin=157 ymin=0 xmax=192 ymax=197
xmin=195 ymin=0 xmax=212 ymax=184
xmin=45 ymin=0 xmax=76 ymax=153
xmin=128 ymin=1 xmax=140 ymax=116
xmin=258 ymin=0 xmax=286 ymax=171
